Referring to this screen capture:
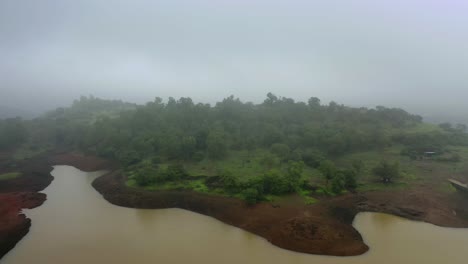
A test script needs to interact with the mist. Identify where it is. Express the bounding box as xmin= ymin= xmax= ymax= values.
xmin=1 ymin=0 xmax=467 ymax=122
